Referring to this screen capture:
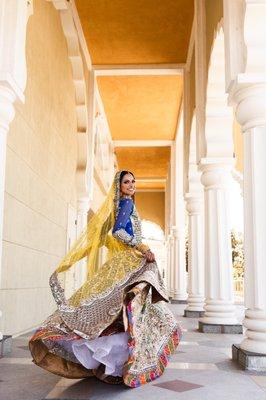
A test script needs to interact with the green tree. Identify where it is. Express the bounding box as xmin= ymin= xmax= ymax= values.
xmin=231 ymin=229 xmax=244 ymax=280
